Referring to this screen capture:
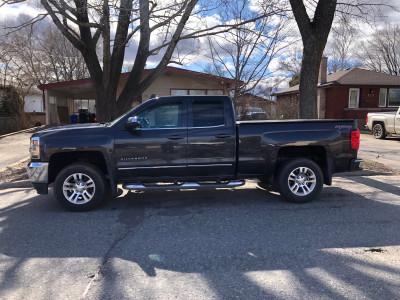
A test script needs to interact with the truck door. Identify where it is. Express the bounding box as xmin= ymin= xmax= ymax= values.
xmin=187 ymin=98 xmax=236 ymax=178
xmin=395 ymin=108 xmax=400 ymax=133
xmin=114 ymin=100 xmax=187 ymax=180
